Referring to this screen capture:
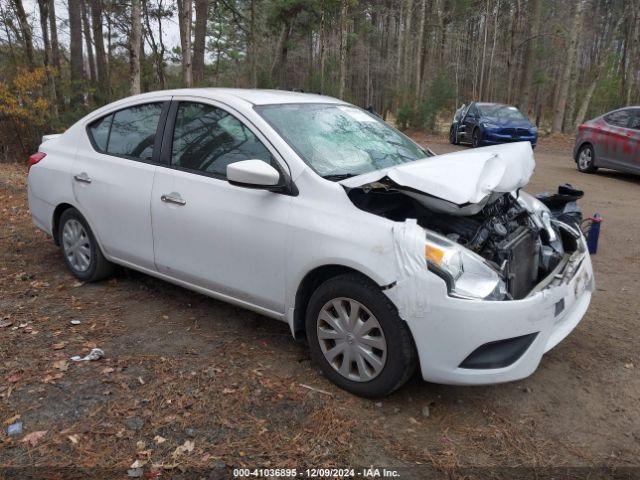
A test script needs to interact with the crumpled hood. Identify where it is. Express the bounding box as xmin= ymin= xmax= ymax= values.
xmin=340 ymin=142 xmax=535 ymax=210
